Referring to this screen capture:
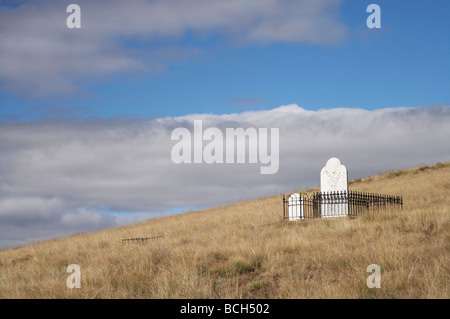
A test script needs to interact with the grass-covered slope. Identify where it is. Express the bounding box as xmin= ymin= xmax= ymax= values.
xmin=0 ymin=162 xmax=449 ymax=298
